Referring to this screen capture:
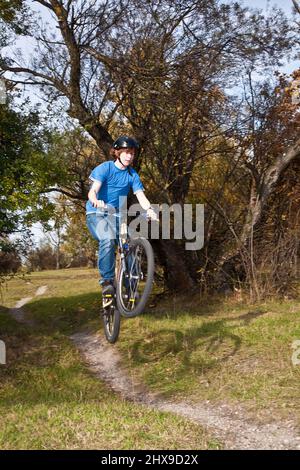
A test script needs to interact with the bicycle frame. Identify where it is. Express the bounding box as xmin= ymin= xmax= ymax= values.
xmin=96 ymin=204 xmax=149 ymax=278
xmin=95 ymin=204 xmax=155 ymax=336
